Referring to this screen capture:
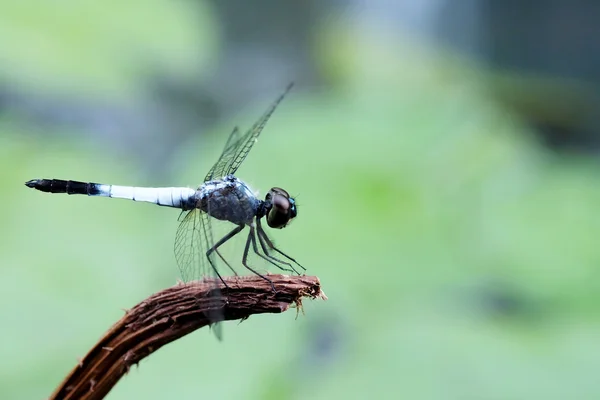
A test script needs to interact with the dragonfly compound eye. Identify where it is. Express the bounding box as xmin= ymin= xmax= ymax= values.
xmin=266 ymin=187 xmax=296 ymax=228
